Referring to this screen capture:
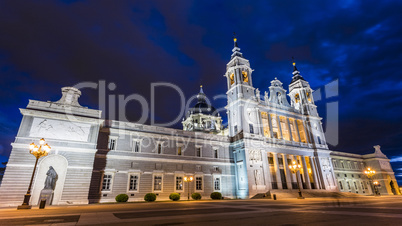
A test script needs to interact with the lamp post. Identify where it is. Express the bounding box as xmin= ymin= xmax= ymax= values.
xmin=17 ymin=138 xmax=51 ymax=210
xmin=364 ymin=168 xmax=376 ymax=196
xmin=184 ymin=176 xmax=193 ymax=201
xmin=289 ymin=160 xmax=304 ymax=199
